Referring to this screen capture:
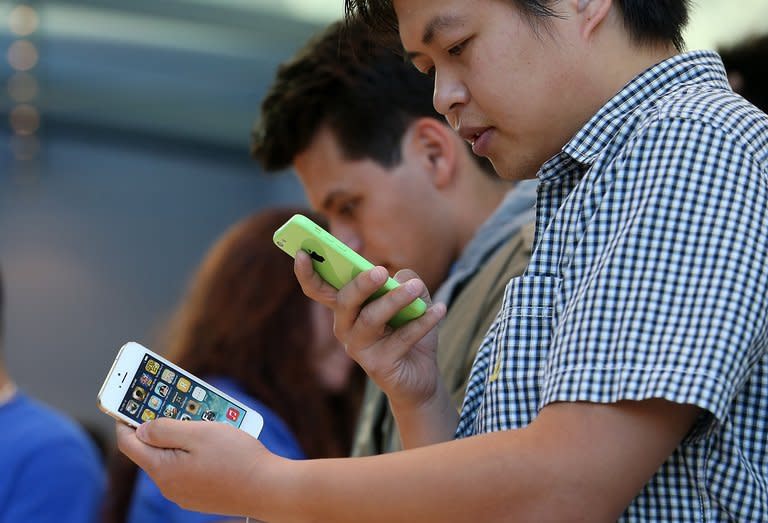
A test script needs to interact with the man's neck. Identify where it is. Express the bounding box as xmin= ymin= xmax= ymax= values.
xmin=575 ymin=28 xmax=679 ymax=142
xmin=0 ymin=364 xmax=12 ymax=390
xmin=0 ymin=365 xmax=17 ymax=406
xmin=454 ymin=174 xmax=512 ymax=254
